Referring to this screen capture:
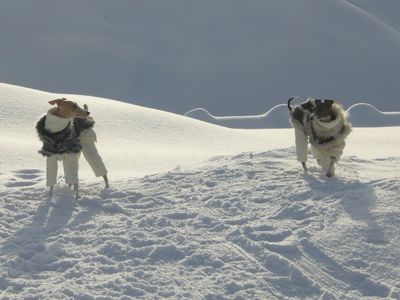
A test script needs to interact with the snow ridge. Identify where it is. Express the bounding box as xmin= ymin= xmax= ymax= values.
xmin=343 ymin=0 xmax=400 ymax=37
xmin=347 ymin=103 xmax=400 ymax=115
xmin=184 ymin=104 xmax=290 ymax=129
xmin=347 ymin=103 xmax=400 ymax=127
xmin=185 ymin=103 xmax=400 ymax=129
